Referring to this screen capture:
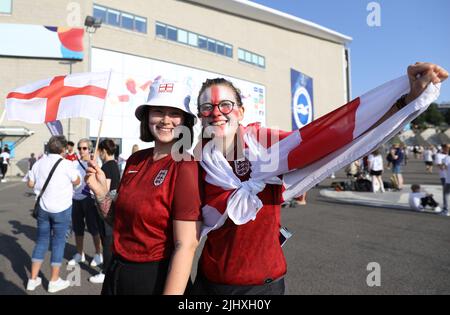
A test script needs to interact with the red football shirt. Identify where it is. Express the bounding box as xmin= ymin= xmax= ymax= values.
xmin=112 ymin=148 xmax=202 ymax=262
xmin=199 ymin=160 xmax=287 ymax=286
